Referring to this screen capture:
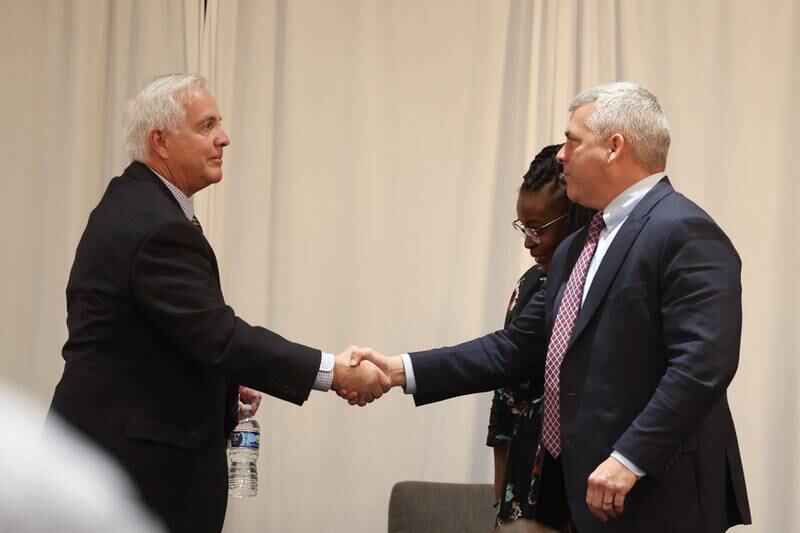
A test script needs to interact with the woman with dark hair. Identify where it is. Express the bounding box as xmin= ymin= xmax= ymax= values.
xmin=487 ymin=144 xmax=593 ymax=530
